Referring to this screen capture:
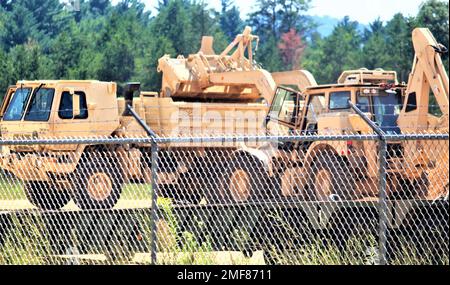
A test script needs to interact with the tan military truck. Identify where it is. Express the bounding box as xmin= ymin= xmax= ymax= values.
xmin=0 ymin=27 xmax=315 ymax=210
xmin=219 ymin=28 xmax=448 ymax=204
